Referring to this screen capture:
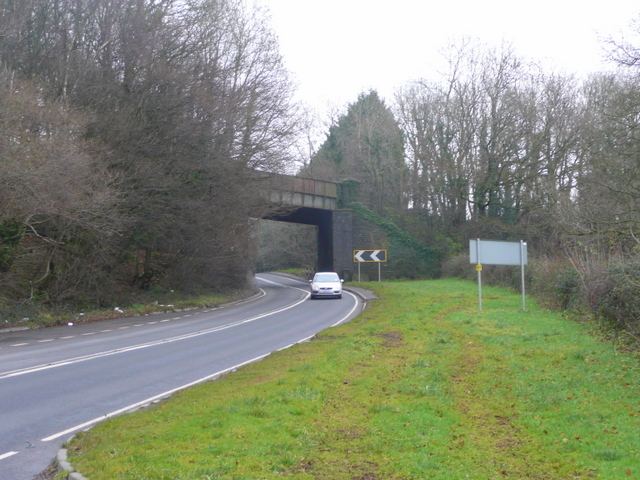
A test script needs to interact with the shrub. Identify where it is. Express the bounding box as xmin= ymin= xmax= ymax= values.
xmin=443 ymin=253 xmax=527 ymax=291
xmin=445 ymin=250 xmax=640 ymax=342
xmin=592 ymin=258 xmax=640 ymax=335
